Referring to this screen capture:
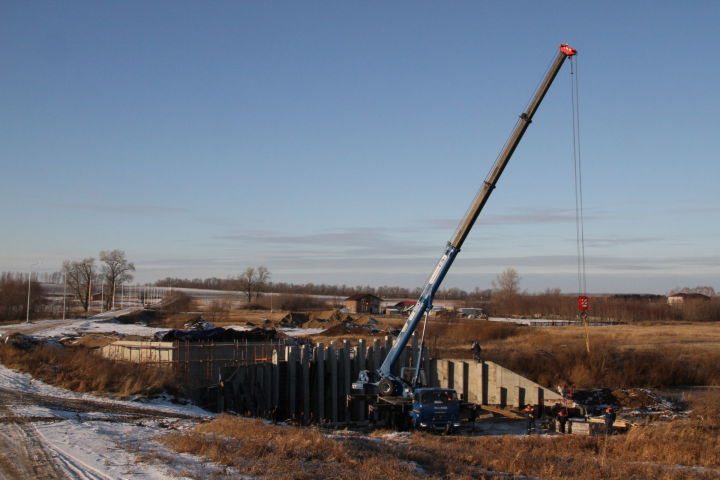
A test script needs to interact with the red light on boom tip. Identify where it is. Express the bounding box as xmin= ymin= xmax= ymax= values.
xmin=560 ymin=44 xmax=577 ymax=56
